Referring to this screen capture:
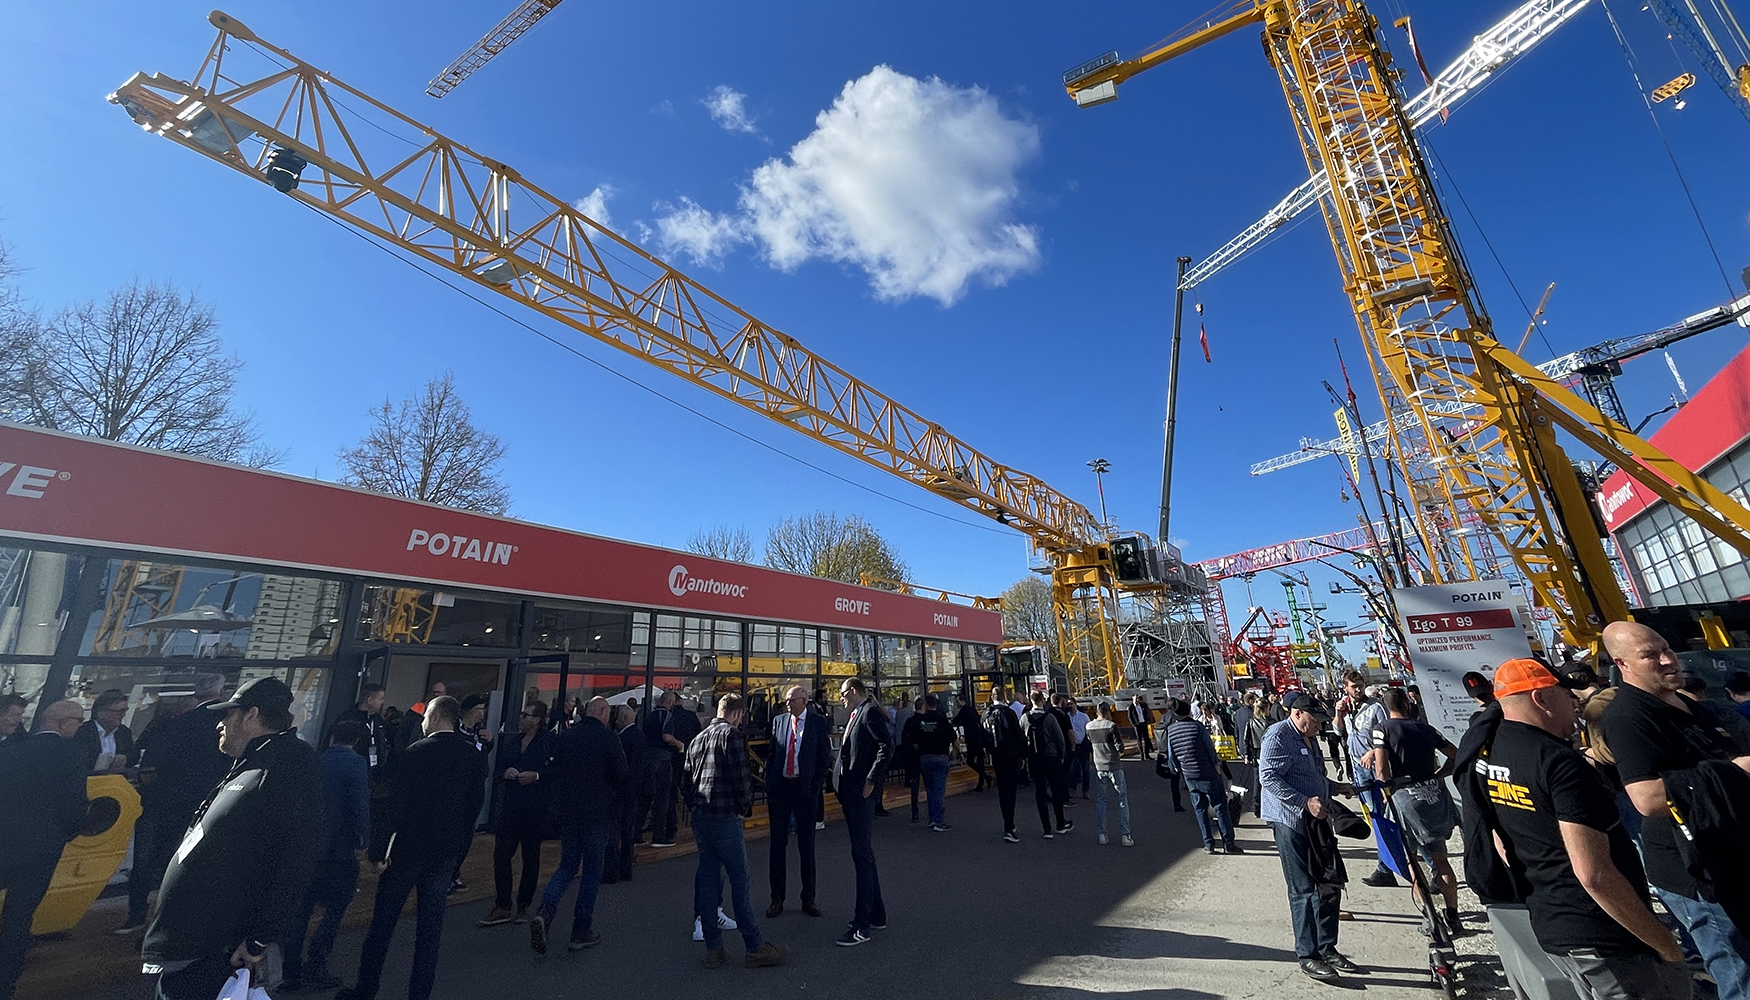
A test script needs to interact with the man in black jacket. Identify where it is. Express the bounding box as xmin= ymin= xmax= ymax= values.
xmin=834 ymin=678 xmax=889 ymax=946
xmin=529 ymin=696 xmax=630 ymax=954
xmin=0 ymin=700 xmax=87 ymax=1000
xmin=340 ymin=695 xmax=485 ymax=1000
xmin=765 ymin=685 xmax=831 ymax=917
xmin=142 ymin=678 xmax=321 ymax=1000
xmin=336 ymin=684 xmax=396 ymax=860
xmin=72 ymin=690 xmax=134 ymax=773
xmin=121 ymin=674 xmax=233 ymax=935
xmin=983 ymin=686 xmax=1026 ymax=843
xmin=604 ymin=703 xmax=646 ymax=885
